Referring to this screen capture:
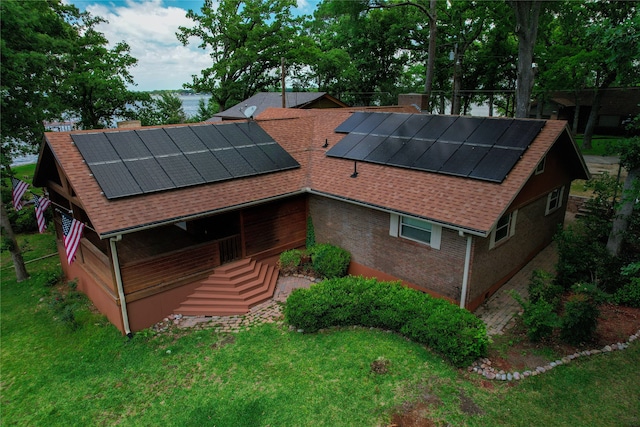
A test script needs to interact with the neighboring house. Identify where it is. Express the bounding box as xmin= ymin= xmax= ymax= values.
xmin=208 ymin=92 xmax=348 ymax=122
xmin=33 ymin=105 xmax=589 ymax=334
xmin=532 ymin=87 xmax=640 ymax=135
